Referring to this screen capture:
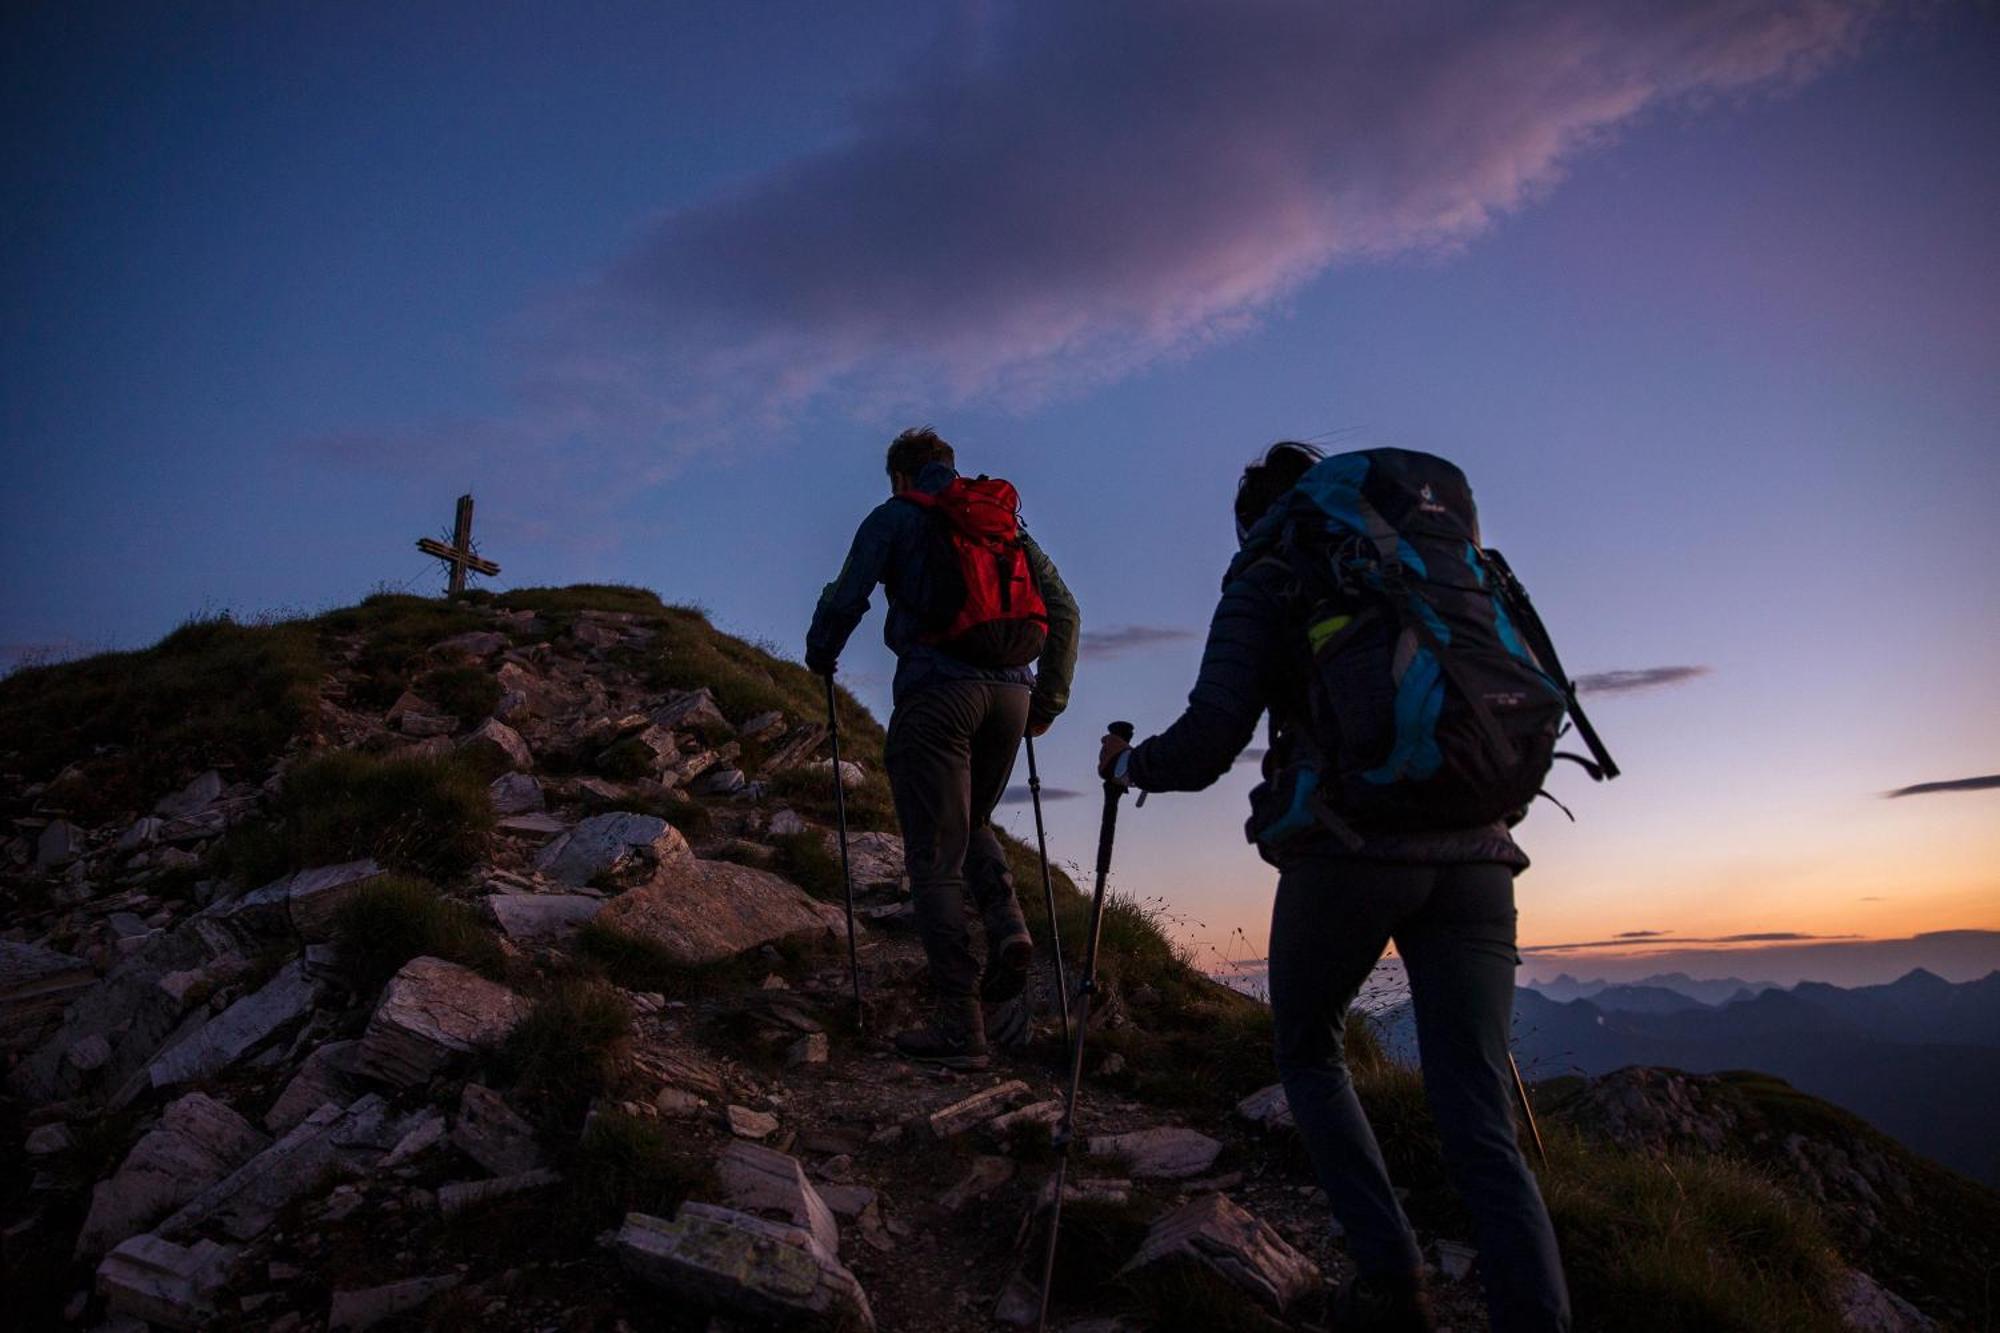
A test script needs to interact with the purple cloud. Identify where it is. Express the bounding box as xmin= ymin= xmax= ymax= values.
xmin=313 ymin=0 xmax=1881 ymax=486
